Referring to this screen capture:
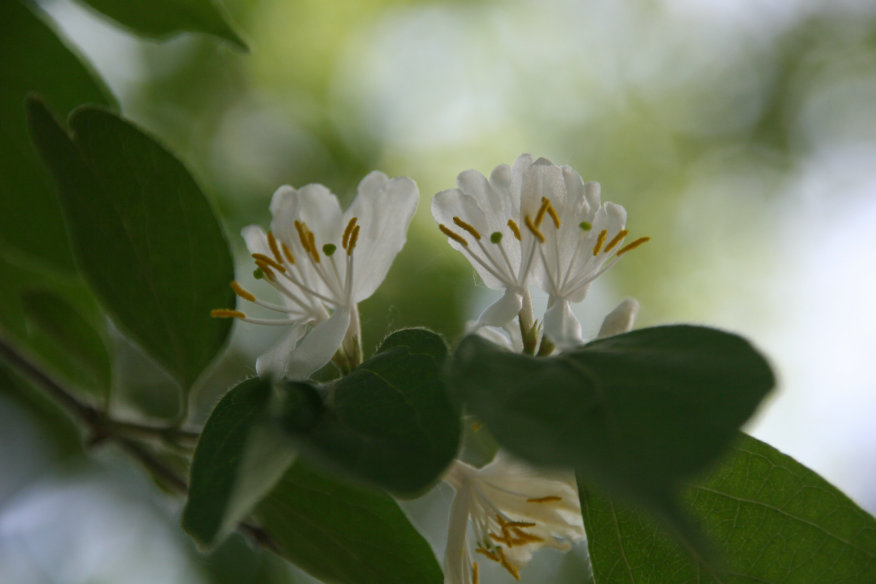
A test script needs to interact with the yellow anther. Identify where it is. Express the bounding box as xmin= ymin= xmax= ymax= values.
xmin=472 ymin=562 xmax=479 ymax=584
xmin=603 ymin=229 xmax=628 ymax=253
xmin=534 ymin=198 xmax=550 ymax=227
xmin=453 ymin=216 xmax=482 ymax=240
xmin=475 ymin=547 xmax=500 ymax=562
xmin=281 ymin=241 xmax=295 ymax=264
xmin=347 ymin=225 xmax=360 ymax=256
xmin=342 ymin=217 xmax=358 ymax=249
xmin=230 ymin=281 xmax=255 ymax=302
xmin=510 ymin=527 xmax=544 ymax=545
xmin=307 ymin=231 xmax=319 ymax=263
xmin=527 ymin=496 xmax=563 ymax=503
xmin=546 ymin=203 xmax=561 ymax=229
xmin=503 ymin=520 xmax=536 ymax=529
xmin=267 ymin=231 xmax=283 ymax=264
xmin=592 ymin=229 xmax=608 ymax=256
xmin=439 ymin=224 xmax=468 ymax=246
xmin=616 ymin=236 xmax=650 ymax=257
xmin=507 ymin=219 xmax=522 ymax=240
xmin=524 ymin=215 xmax=545 ymax=243
xmin=252 ymin=253 xmax=286 ymax=273
xmin=496 ymin=547 xmax=520 ymax=580
xmin=210 ymin=308 xmax=245 ymax=319
xmin=254 ymin=260 xmax=276 ymax=280
xmin=489 ymin=532 xmax=511 ymax=545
